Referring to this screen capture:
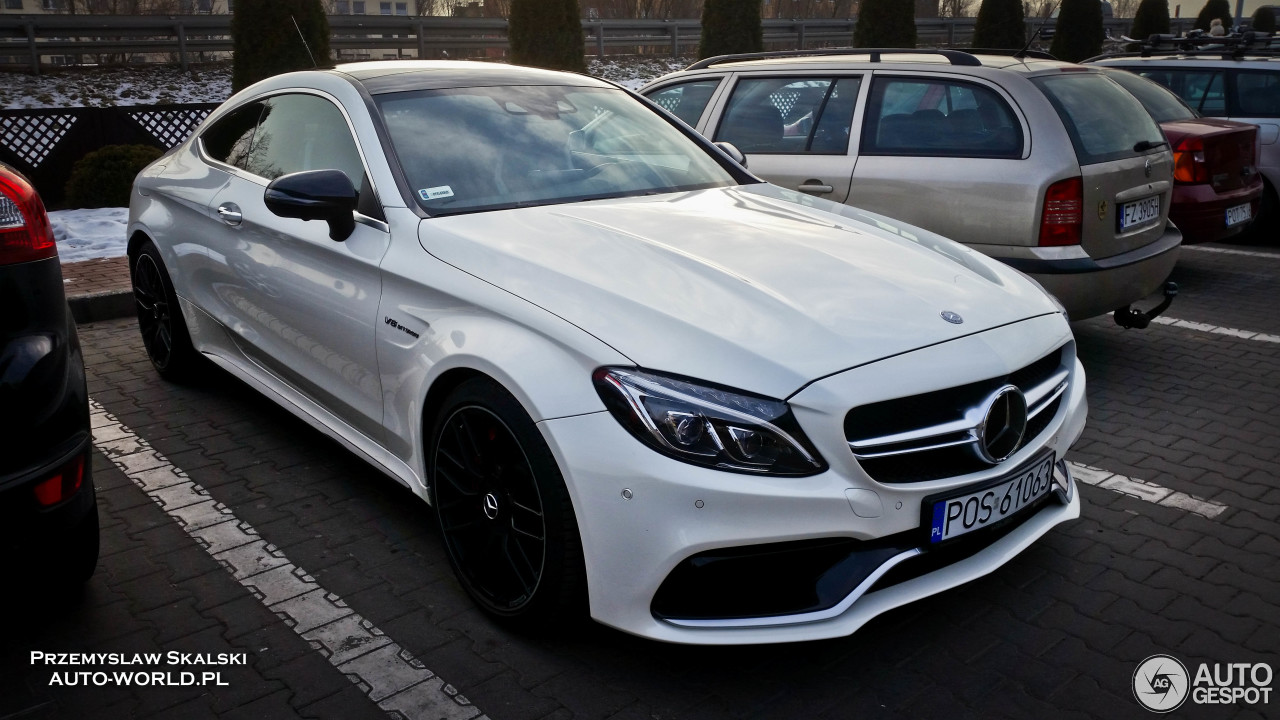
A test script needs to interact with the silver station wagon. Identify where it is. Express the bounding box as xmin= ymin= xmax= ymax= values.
xmin=641 ymin=49 xmax=1184 ymax=324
